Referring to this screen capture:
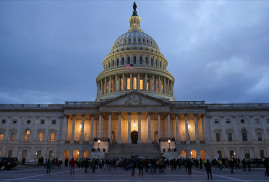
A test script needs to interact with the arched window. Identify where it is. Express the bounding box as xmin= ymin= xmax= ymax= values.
xmin=242 ymin=129 xmax=248 ymax=141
